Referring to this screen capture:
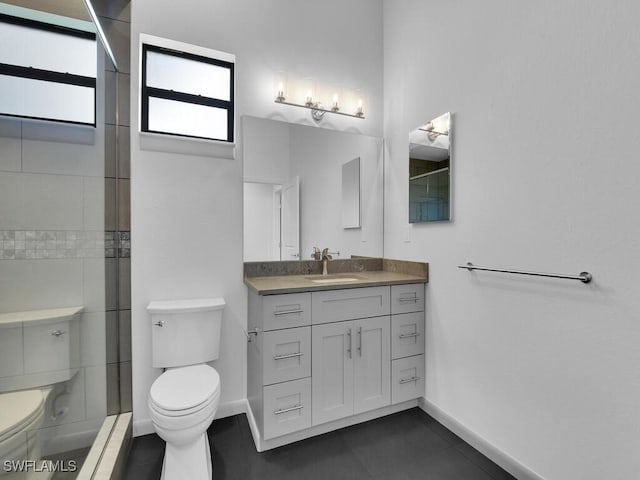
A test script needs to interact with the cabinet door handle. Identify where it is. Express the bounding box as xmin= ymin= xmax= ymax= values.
xmin=273 ymin=309 xmax=304 ymax=316
xmin=399 ymin=376 xmax=421 ymax=384
xmin=357 ymin=326 xmax=362 ymax=356
xmin=398 ymin=332 xmax=420 ymax=339
xmin=346 ymin=329 xmax=352 ymax=359
xmin=274 ymin=405 xmax=304 ymax=415
xmin=273 ymin=352 xmax=304 ymax=361
xmin=51 ymin=330 xmax=66 ymax=337
xmin=398 ymin=296 xmax=418 ymax=303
